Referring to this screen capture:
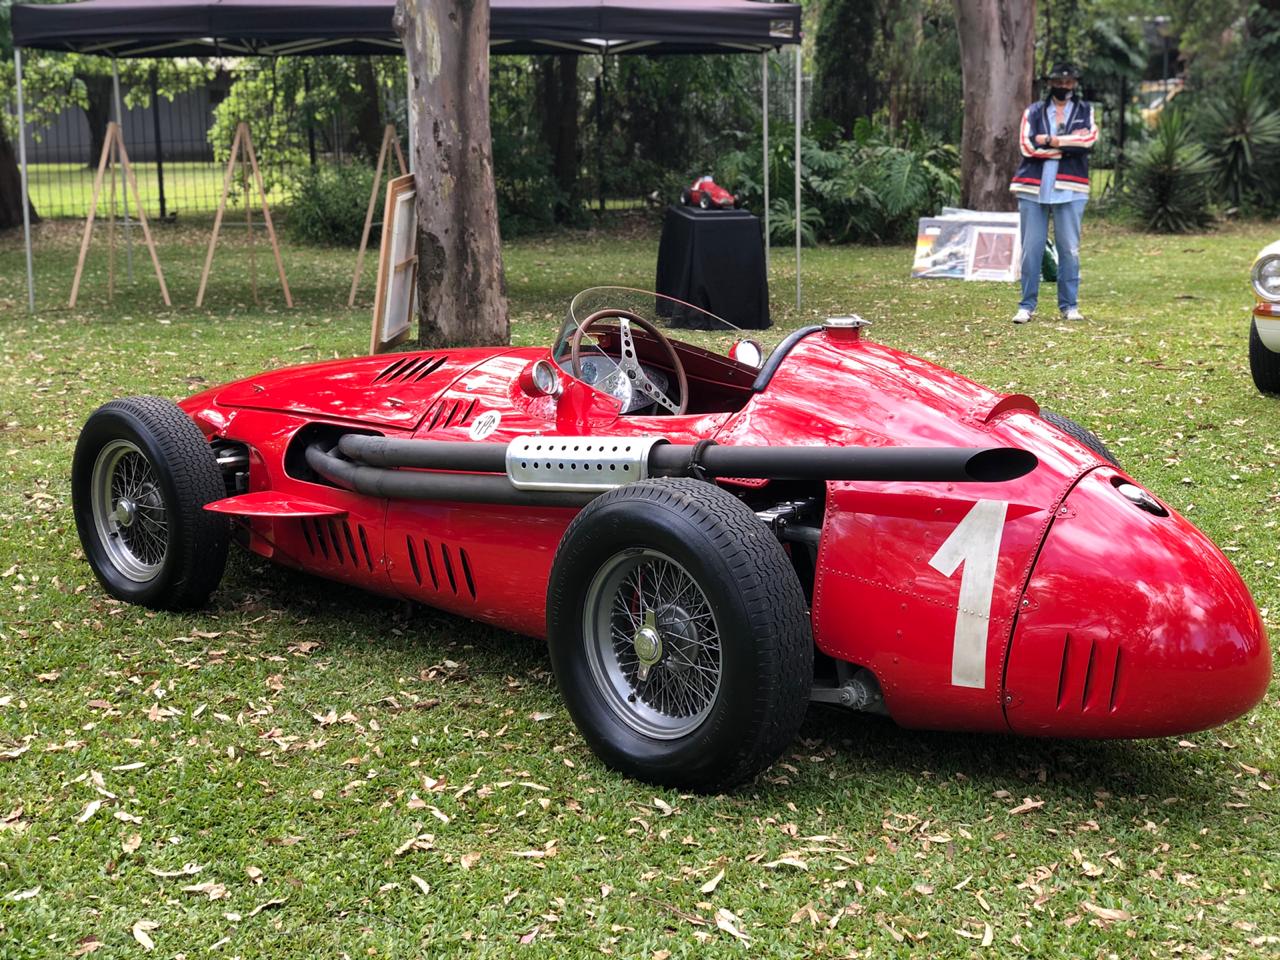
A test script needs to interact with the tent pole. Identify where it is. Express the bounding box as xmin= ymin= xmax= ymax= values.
xmin=793 ymin=43 xmax=801 ymax=310
xmin=404 ymin=48 xmax=416 ymax=173
xmin=15 ymin=48 xmax=34 ymax=313
xmin=762 ymin=51 xmax=769 ymax=274
xmin=111 ymin=57 xmax=134 ymax=283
